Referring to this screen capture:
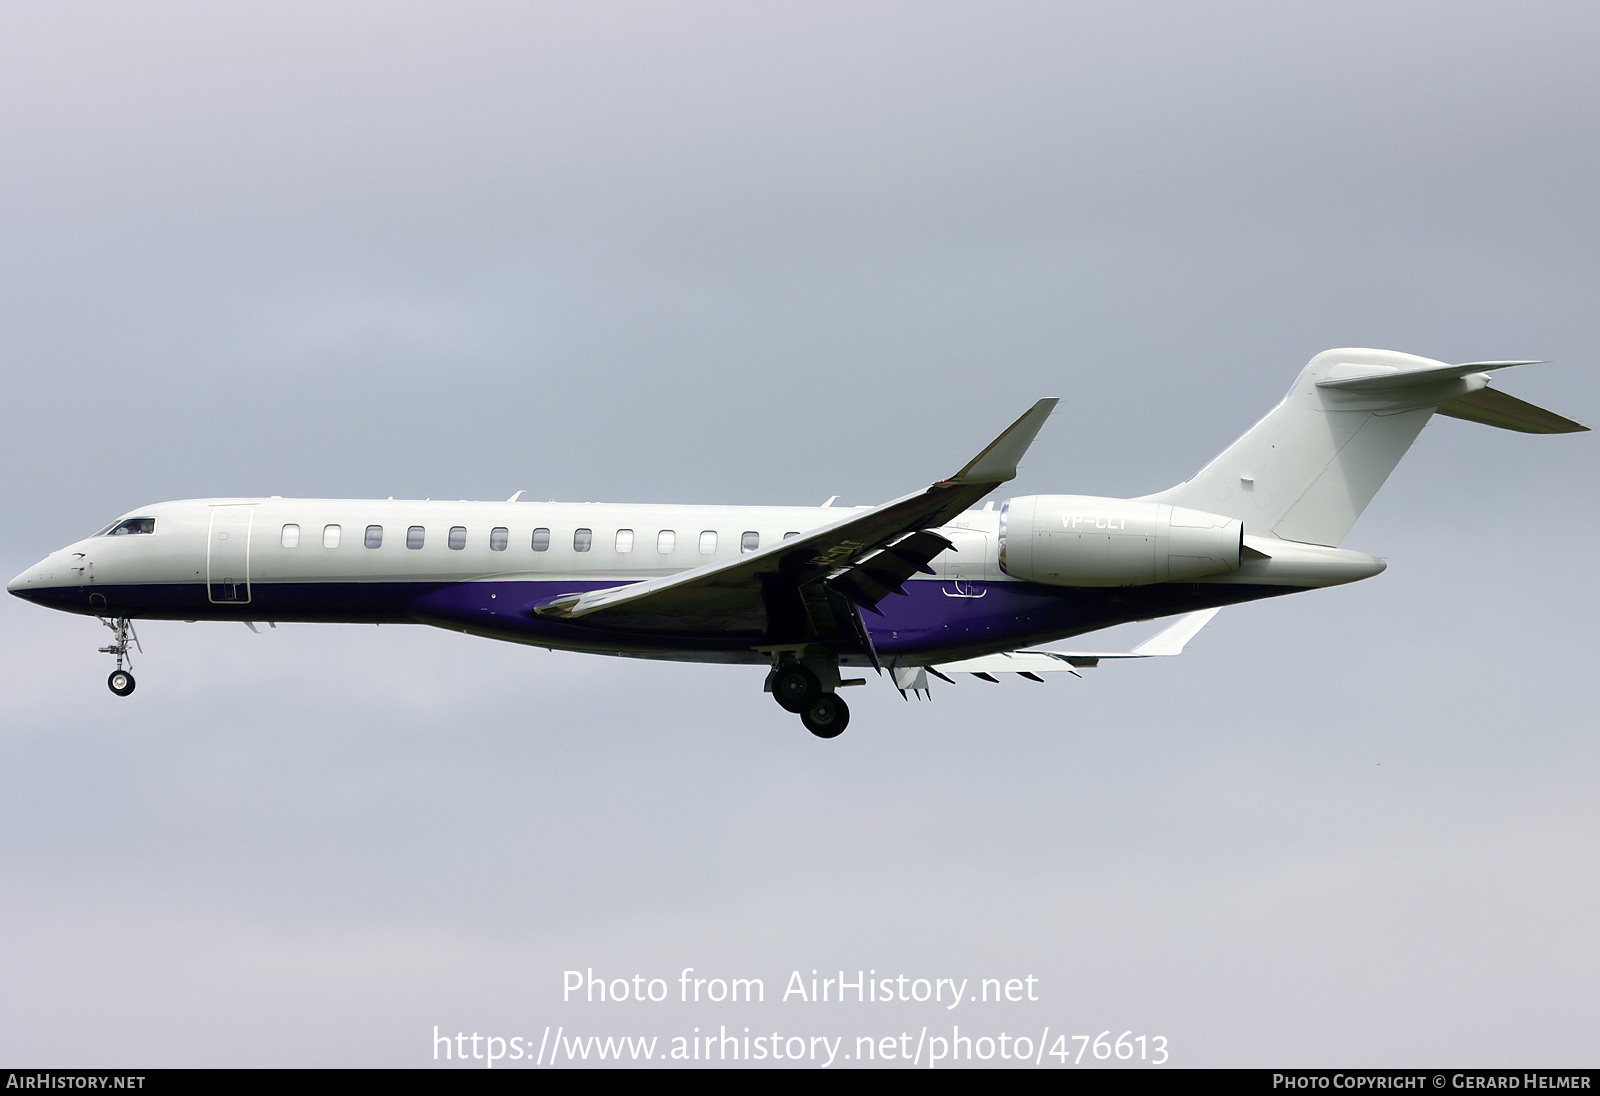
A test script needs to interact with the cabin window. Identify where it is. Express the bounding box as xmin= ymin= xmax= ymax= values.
xmin=107 ymin=517 xmax=155 ymax=536
xmin=741 ymin=531 xmax=759 ymax=553
xmin=615 ymin=529 xmax=634 ymax=553
xmin=365 ymin=525 xmax=383 ymax=548
xmin=281 ymin=524 xmax=300 ymax=548
xmin=323 ymin=524 xmax=341 ymax=549
xmin=574 ymin=528 xmax=592 ymax=552
xmin=783 ymin=531 xmax=799 ymax=539
xmin=699 ymin=530 xmax=717 ymax=555
xmin=490 ymin=527 xmax=508 ymax=551
xmin=532 ymin=527 xmax=551 ymax=552
xmin=407 ymin=526 xmax=425 ymax=549
xmin=448 ymin=526 xmax=467 ymax=550
xmin=657 ymin=529 xmax=676 ymax=554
